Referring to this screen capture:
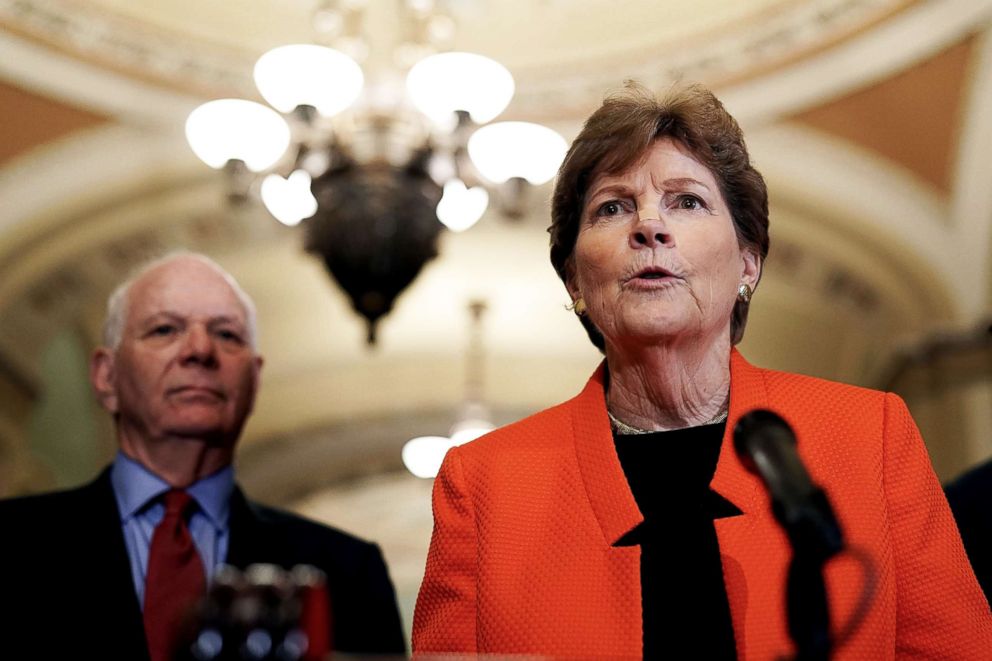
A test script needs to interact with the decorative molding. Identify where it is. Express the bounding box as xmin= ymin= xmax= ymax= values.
xmin=720 ymin=0 xmax=992 ymax=126
xmin=0 ymin=28 xmax=205 ymax=124
xmin=511 ymin=0 xmax=909 ymax=118
xmin=3 ymin=0 xmax=988 ymax=135
xmin=0 ymin=0 xmax=251 ymax=93
xmin=0 ymin=0 xmax=924 ymax=125
xmin=950 ymin=24 xmax=992 ymax=315
xmin=0 ymin=124 xmax=192 ymax=251
xmin=749 ymin=122 xmax=959 ymax=316
xmin=763 ymin=236 xmax=883 ymax=318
